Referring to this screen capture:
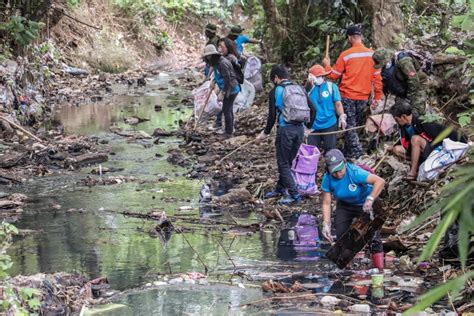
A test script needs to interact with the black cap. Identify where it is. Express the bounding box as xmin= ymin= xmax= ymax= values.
xmin=346 ymin=25 xmax=362 ymax=36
